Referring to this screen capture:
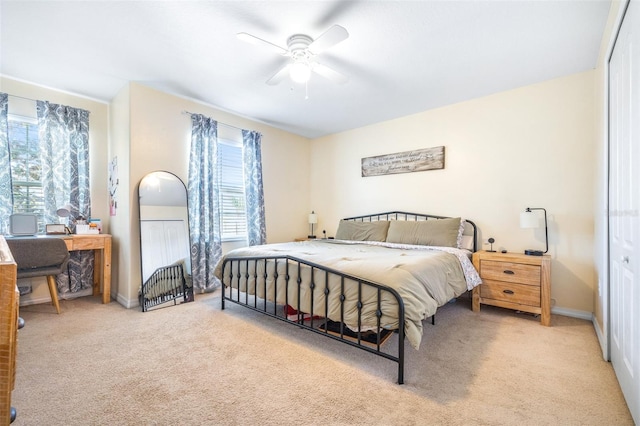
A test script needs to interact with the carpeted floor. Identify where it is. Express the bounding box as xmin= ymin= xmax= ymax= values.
xmin=10 ymin=291 xmax=633 ymax=425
